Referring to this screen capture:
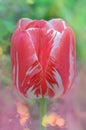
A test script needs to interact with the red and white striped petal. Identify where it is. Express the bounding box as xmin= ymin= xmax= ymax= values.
xmin=45 ymin=27 xmax=76 ymax=97
xmin=49 ymin=19 xmax=68 ymax=33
